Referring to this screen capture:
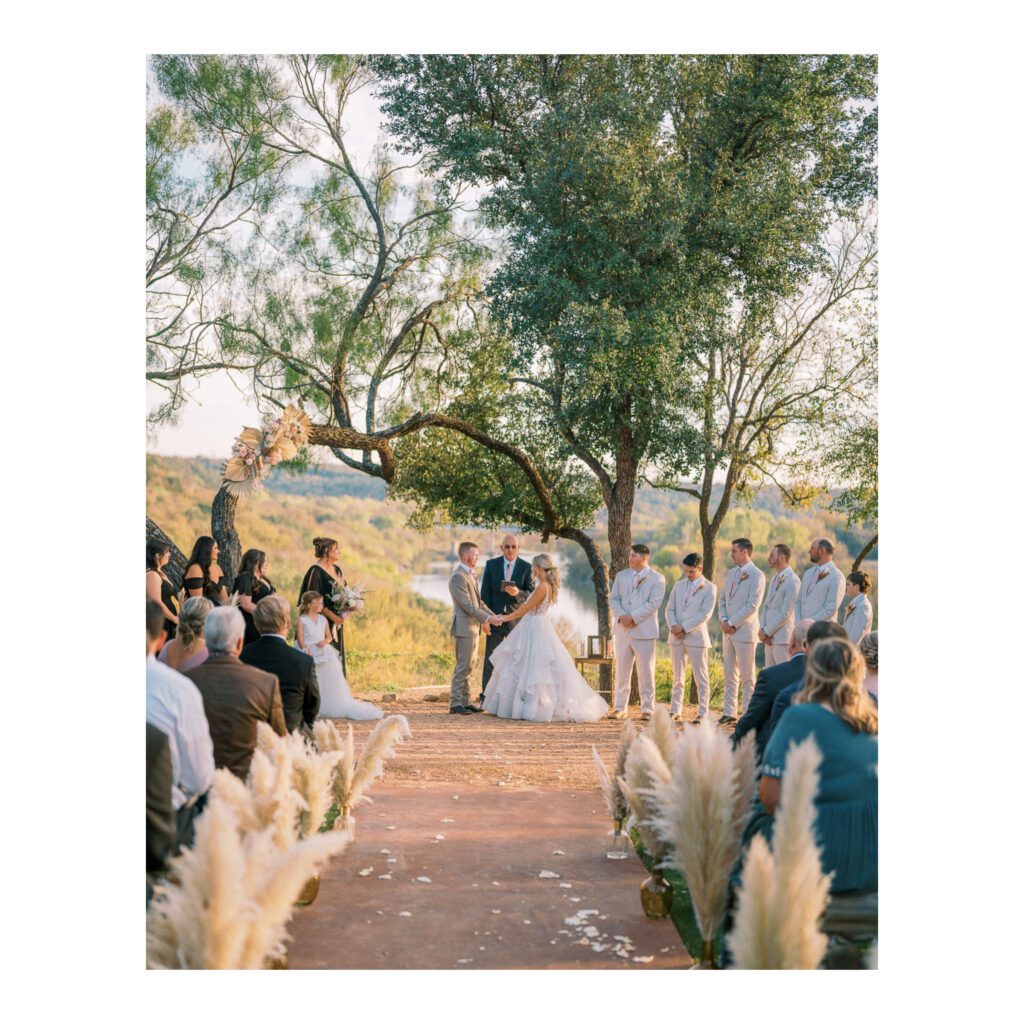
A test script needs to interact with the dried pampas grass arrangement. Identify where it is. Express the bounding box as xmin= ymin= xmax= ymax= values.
xmin=146 ymin=794 xmax=351 ymax=969
xmin=727 ymin=734 xmax=831 ymax=970
xmin=644 ymin=705 xmax=678 ymax=766
xmin=651 ymin=721 xmax=758 ymax=964
xmin=592 ymin=720 xmax=637 ymax=826
xmin=619 ymin=735 xmax=673 ymax=866
xmin=255 ymin=723 xmax=344 ymax=838
xmin=314 ymin=716 xmax=412 ymax=830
